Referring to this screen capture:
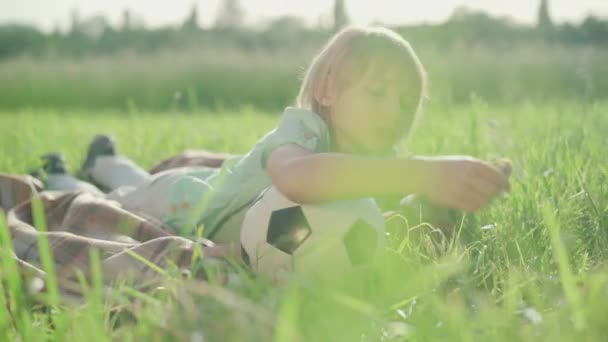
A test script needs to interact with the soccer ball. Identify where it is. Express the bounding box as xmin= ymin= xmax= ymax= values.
xmin=240 ymin=186 xmax=385 ymax=283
